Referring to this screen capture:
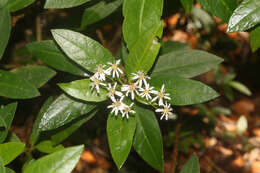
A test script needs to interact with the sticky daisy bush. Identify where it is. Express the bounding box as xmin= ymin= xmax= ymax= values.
xmin=4 ymin=0 xmax=260 ymax=172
